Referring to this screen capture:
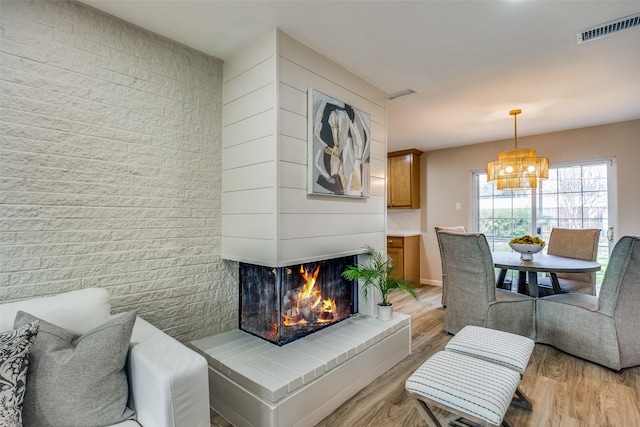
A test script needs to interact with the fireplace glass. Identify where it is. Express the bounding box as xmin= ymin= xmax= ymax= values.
xmin=239 ymin=255 xmax=357 ymax=346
